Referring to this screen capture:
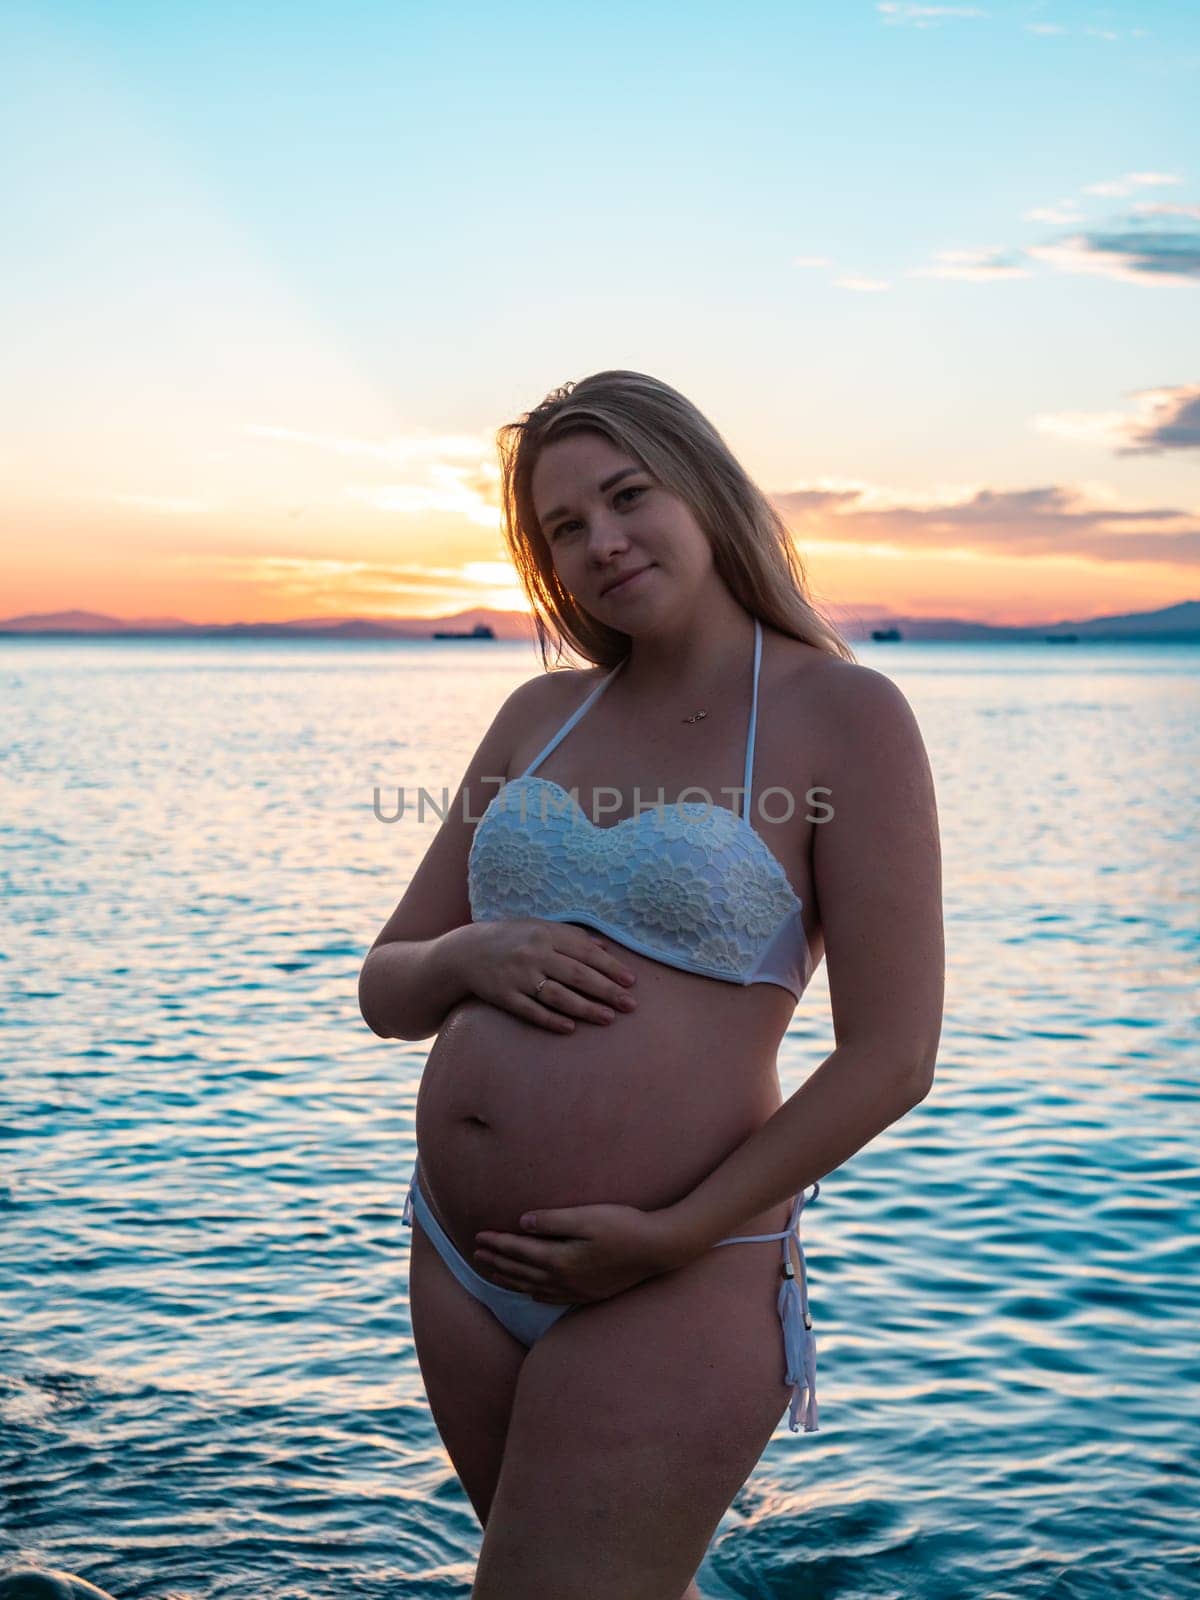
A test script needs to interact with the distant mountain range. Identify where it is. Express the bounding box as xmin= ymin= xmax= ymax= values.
xmin=832 ymin=598 xmax=1200 ymax=642
xmin=2 ymin=599 xmax=1198 ymax=642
